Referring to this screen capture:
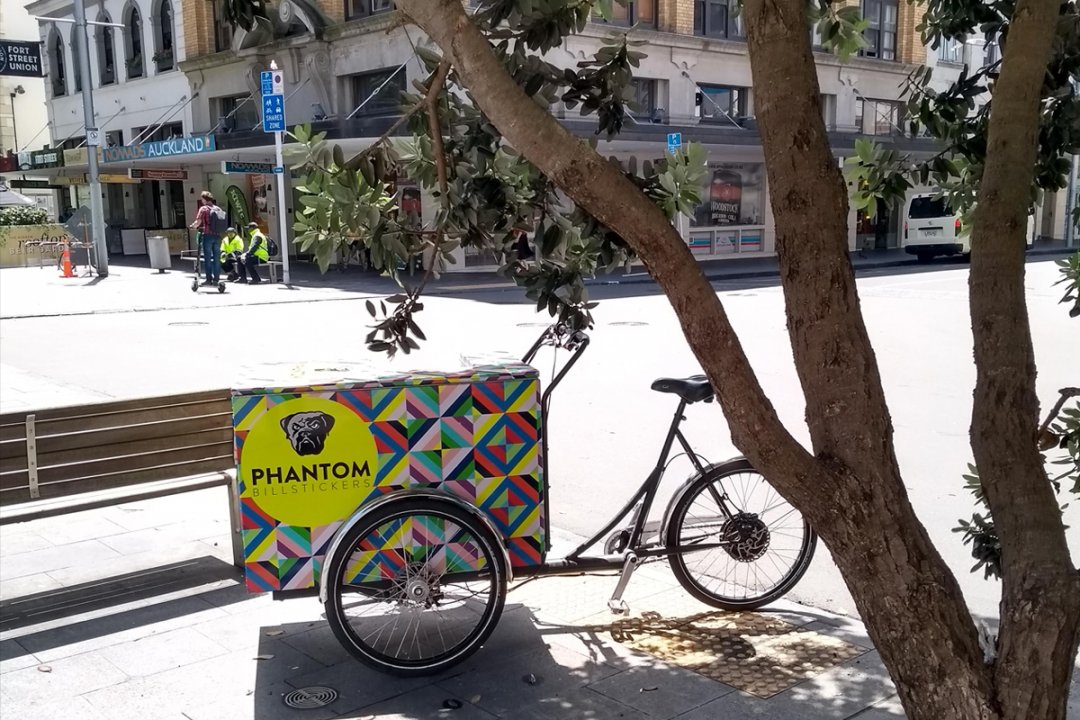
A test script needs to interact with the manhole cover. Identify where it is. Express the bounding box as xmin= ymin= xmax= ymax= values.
xmin=610 ymin=321 xmax=648 ymax=327
xmin=168 ymin=321 xmax=208 ymax=327
xmin=283 ymin=686 xmax=338 ymax=709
